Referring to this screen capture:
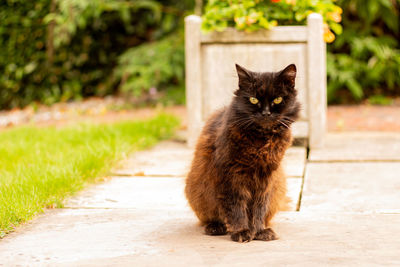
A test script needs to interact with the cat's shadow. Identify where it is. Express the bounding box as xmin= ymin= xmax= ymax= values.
xmin=151 ymin=221 xmax=236 ymax=264
xmin=150 ymin=218 xmax=287 ymax=265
